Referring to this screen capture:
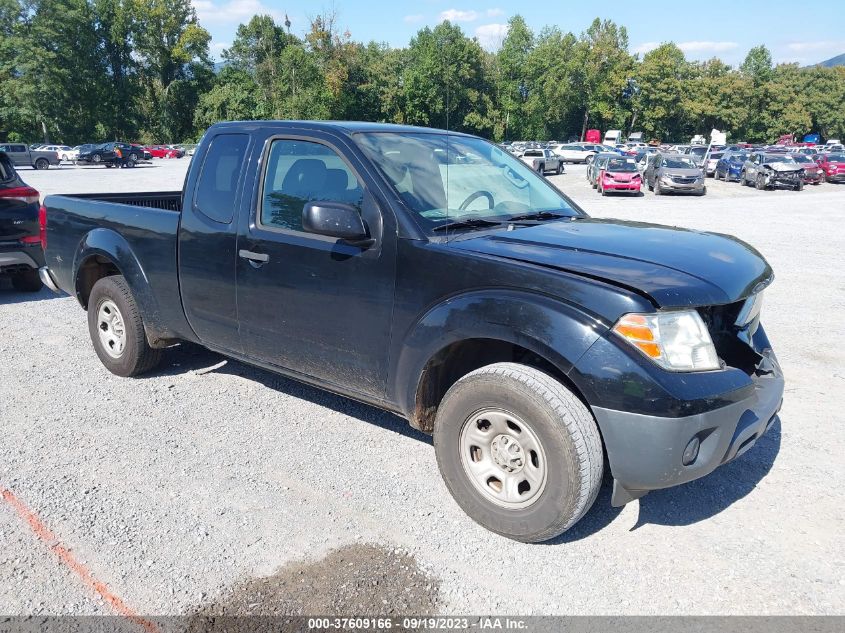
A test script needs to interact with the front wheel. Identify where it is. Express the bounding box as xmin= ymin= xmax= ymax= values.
xmin=87 ymin=275 xmax=162 ymax=377
xmin=556 ymin=163 xmax=562 ymax=175
xmin=756 ymin=174 xmax=766 ymax=190
xmin=433 ymin=363 xmax=603 ymax=543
